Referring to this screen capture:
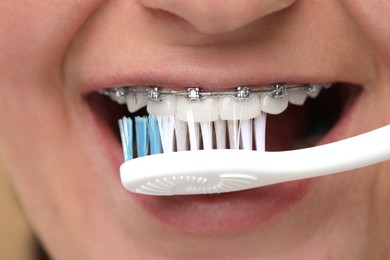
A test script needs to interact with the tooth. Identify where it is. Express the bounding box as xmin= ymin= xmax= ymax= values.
xmin=259 ymin=94 xmax=288 ymax=114
xmin=287 ymin=88 xmax=308 ymax=105
xmin=147 ymin=96 xmax=177 ymax=116
xmin=176 ymin=97 xmax=219 ymax=123
xmin=308 ymin=84 xmax=322 ymax=98
xmin=127 ymin=93 xmax=148 ymax=113
xmin=219 ymin=95 xmax=261 ymax=120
